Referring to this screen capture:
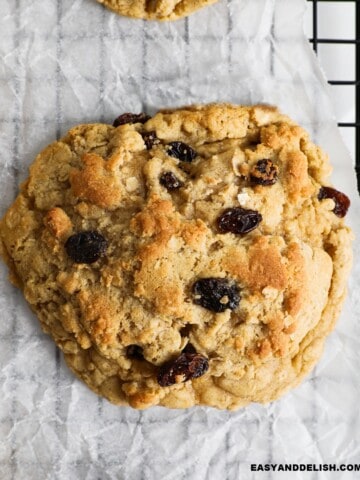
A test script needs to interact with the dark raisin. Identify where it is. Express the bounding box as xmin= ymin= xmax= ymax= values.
xmin=113 ymin=112 xmax=151 ymax=127
xmin=250 ymin=159 xmax=279 ymax=186
xmin=141 ymin=131 xmax=160 ymax=150
xmin=65 ymin=231 xmax=108 ymax=264
xmin=157 ymin=351 xmax=209 ymax=387
xmin=318 ymin=186 xmax=350 ymax=218
xmin=192 ymin=278 xmax=240 ymax=313
xmin=217 ymin=207 xmax=262 ymax=234
xmin=159 ymin=172 xmax=184 ymax=191
xmin=166 ymin=141 xmax=197 ymax=162
xmin=126 ymin=345 xmax=144 ymax=360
